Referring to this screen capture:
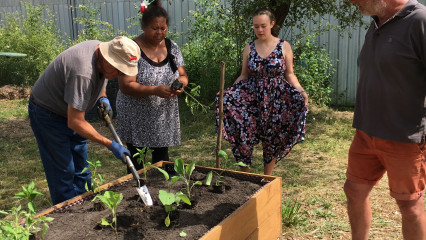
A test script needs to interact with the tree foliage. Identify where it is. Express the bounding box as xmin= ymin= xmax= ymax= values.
xmin=228 ymin=0 xmax=363 ymax=35
xmin=180 ymin=0 xmax=361 ymax=105
xmin=0 ymin=2 xmax=67 ymax=86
